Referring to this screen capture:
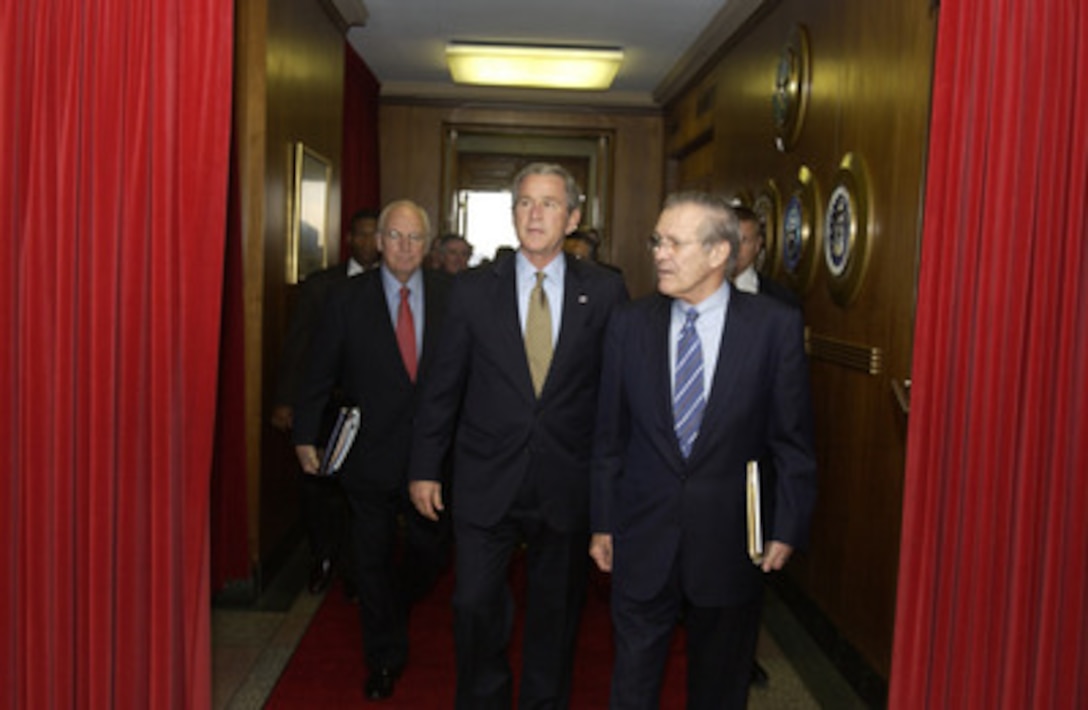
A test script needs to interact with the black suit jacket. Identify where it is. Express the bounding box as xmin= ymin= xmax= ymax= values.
xmin=591 ymin=287 xmax=817 ymax=606
xmin=757 ymin=272 xmax=802 ymax=310
xmin=274 ymin=262 xmax=352 ymax=407
xmin=410 ymin=254 xmax=628 ymax=531
xmin=294 ymin=267 xmax=452 ymax=493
